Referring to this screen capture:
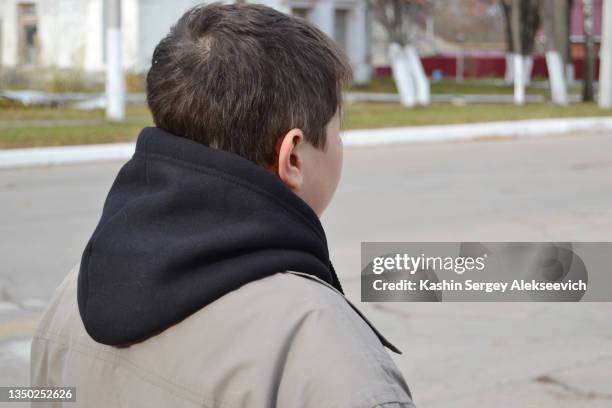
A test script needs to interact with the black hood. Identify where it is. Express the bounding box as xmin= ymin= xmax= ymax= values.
xmin=77 ymin=127 xmax=343 ymax=346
